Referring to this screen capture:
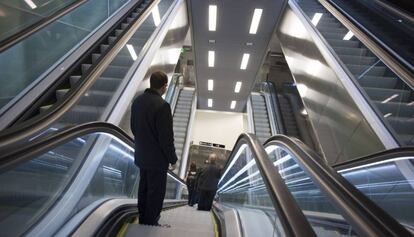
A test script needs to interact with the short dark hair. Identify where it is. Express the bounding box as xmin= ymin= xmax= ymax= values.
xmin=150 ymin=71 xmax=168 ymax=89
